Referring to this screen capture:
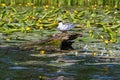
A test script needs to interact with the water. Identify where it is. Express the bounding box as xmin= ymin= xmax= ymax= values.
xmin=0 ymin=31 xmax=120 ymax=80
